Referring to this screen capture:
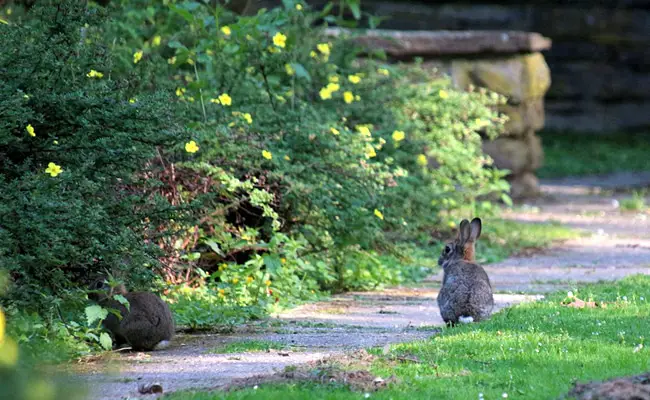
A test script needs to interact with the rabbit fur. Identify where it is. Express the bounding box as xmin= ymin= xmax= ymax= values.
xmin=88 ymin=279 xmax=175 ymax=351
xmin=437 ymin=218 xmax=494 ymax=325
